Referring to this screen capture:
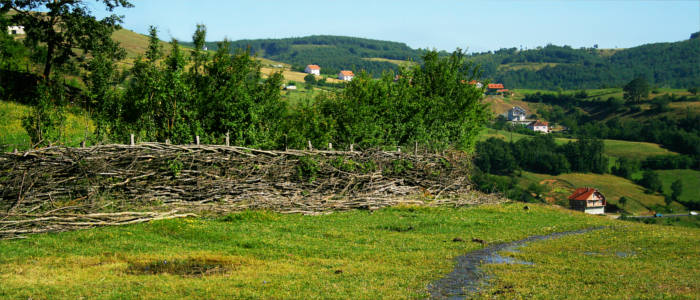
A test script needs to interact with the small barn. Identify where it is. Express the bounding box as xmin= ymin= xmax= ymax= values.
xmin=338 ymin=70 xmax=354 ymax=81
xmin=305 ymin=64 xmax=320 ymax=75
xmin=568 ymin=187 xmax=606 ymax=215
xmin=7 ymin=25 xmax=24 ymax=35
